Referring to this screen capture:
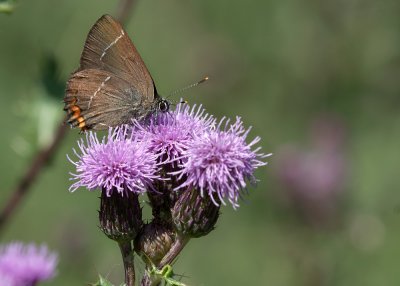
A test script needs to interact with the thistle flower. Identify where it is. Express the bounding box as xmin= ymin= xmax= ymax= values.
xmin=174 ymin=117 xmax=270 ymax=208
xmin=0 ymin=242 xmax=58 ymax=285
xmin=0 ymin=273 xmax=15 ymax=286
xmin=68 ymin=126 xmax=160 ymax=195
xmin=134 ymin=103 xmax=215 ymax=166
xmin=66 ymin=103 xmax=271 ymax=286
